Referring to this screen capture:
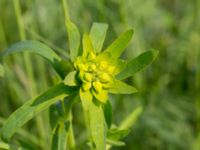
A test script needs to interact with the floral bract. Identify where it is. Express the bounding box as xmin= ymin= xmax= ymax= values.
xmin=64 ymin=32 xmax=137 ymax=103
